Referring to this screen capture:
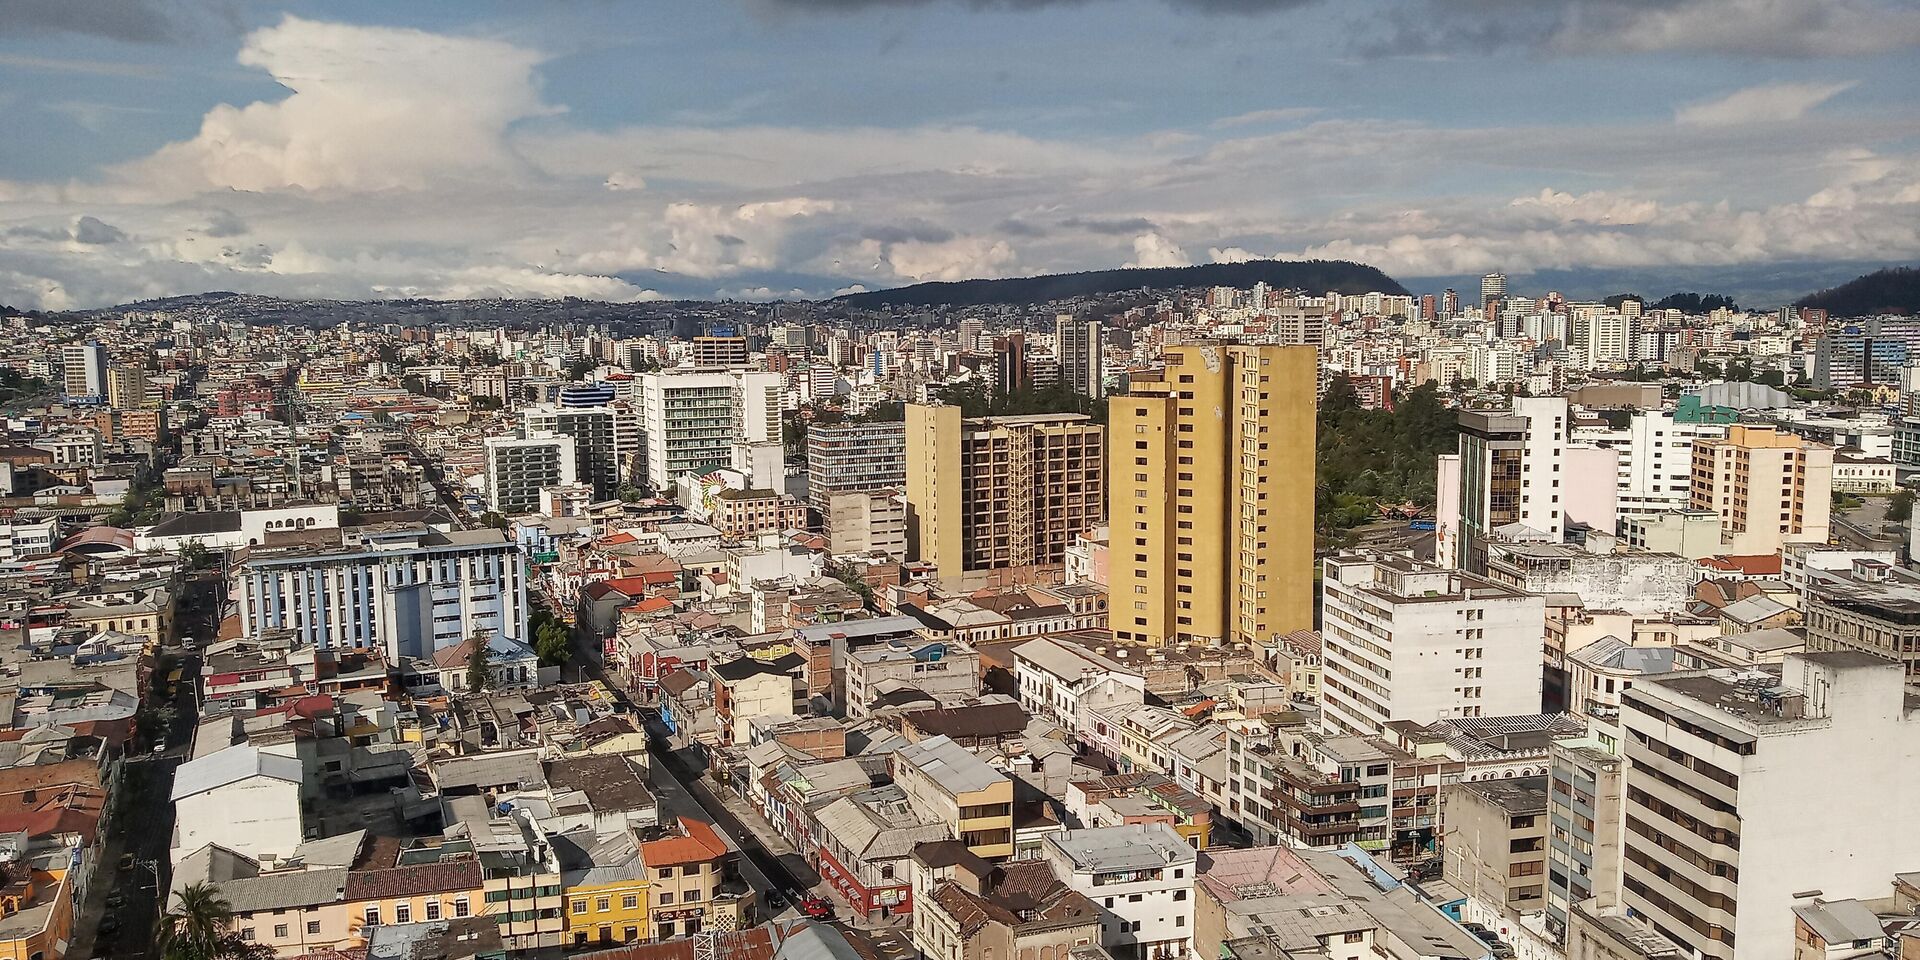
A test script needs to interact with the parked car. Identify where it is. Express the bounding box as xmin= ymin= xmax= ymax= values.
xmin=799 ymin=896 xmax=835 ymax=920
xmin=1487 ymin=943 xmax=1516 ymax=959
